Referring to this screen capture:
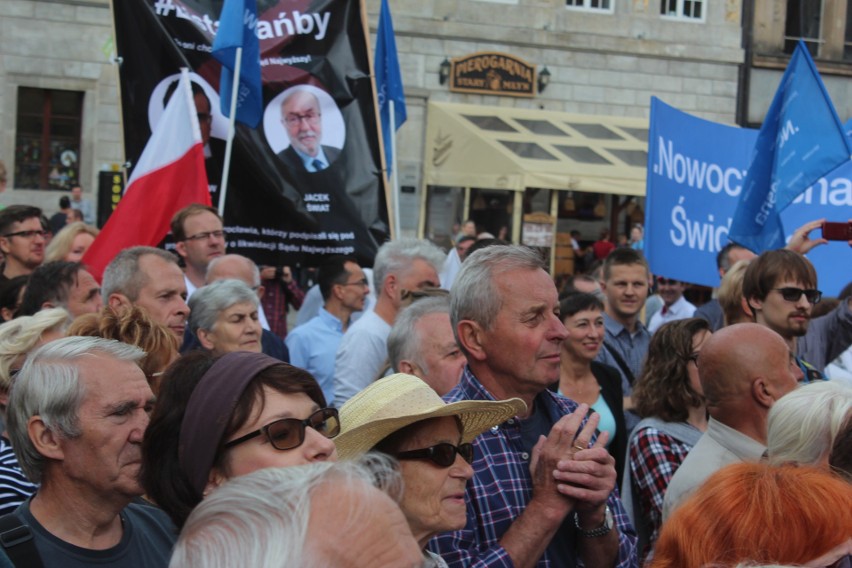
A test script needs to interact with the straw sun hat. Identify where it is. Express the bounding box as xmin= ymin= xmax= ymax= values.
xmin=335 ymin=373 xmax=526 ymax=460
